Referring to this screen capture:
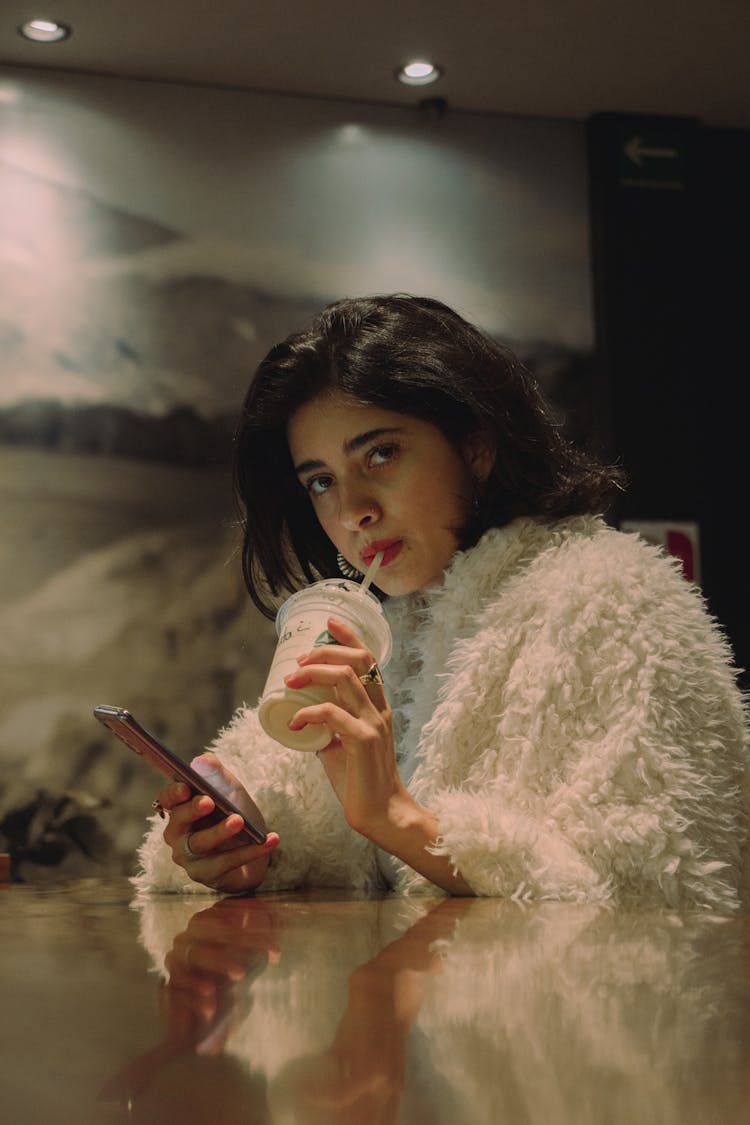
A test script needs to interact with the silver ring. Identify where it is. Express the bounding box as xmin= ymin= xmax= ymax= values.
xmin=183 ymin=834 xmax=201 ymax=861
xmin=152 ymin=799 xmax=165 ymax=819
xmin=359 ymin=662 xmax=384 ymax=687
